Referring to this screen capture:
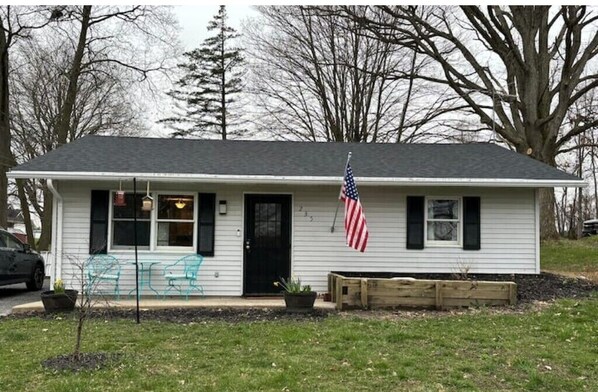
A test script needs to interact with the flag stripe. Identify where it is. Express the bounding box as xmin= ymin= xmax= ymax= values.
xmin=340 ymin=163 xmax=369 ymax=252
